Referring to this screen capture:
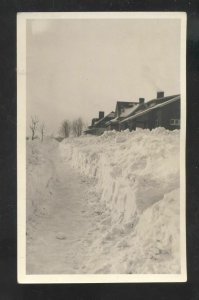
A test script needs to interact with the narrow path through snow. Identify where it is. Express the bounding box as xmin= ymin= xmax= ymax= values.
xmin=26 ymin=130 xmax=181 ymax=274
xmin=27 ymin=145 xmax=99 ymax=274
